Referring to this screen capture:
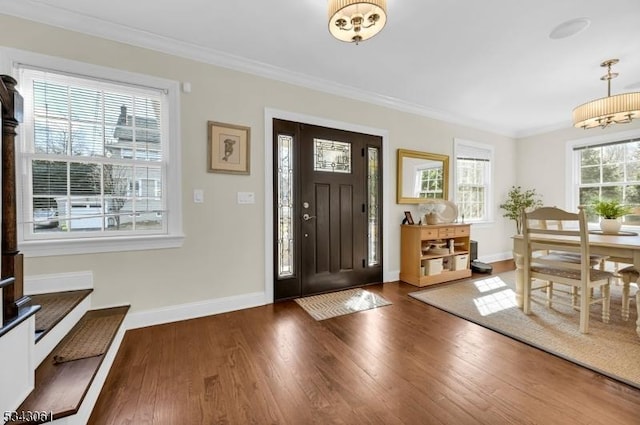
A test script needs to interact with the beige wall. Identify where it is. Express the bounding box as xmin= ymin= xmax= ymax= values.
xmin=516 ymin=122 xmax=640 ymax=208
xmin=1 ymin=14 xmax=518 ymax=313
